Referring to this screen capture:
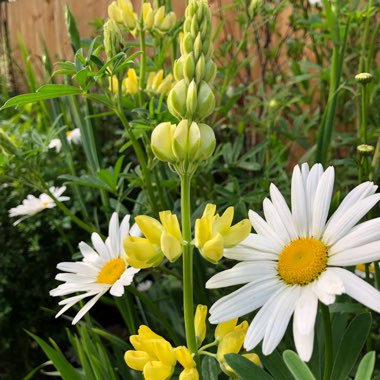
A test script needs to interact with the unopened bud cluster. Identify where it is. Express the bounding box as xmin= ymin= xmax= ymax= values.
xmin=152 ymin=0 xmax=217 ymax=171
